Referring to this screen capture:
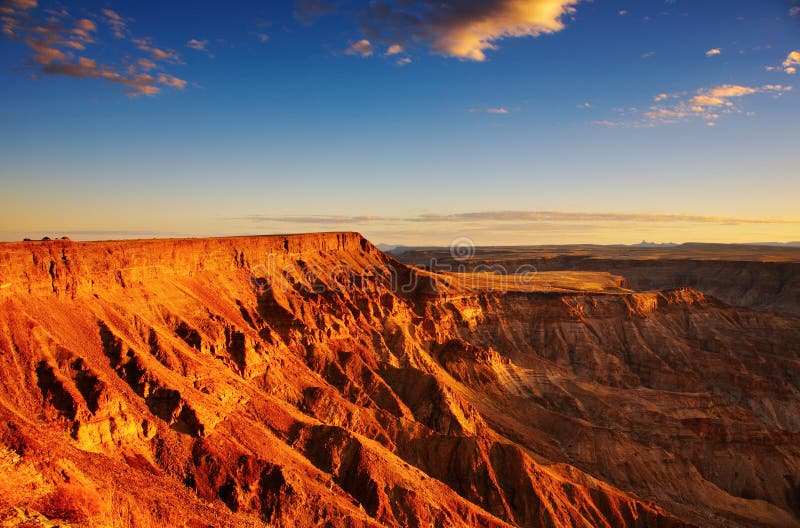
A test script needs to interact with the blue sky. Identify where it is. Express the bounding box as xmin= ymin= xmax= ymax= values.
xmin=1 ymin=0 xmax=799 ymax=245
